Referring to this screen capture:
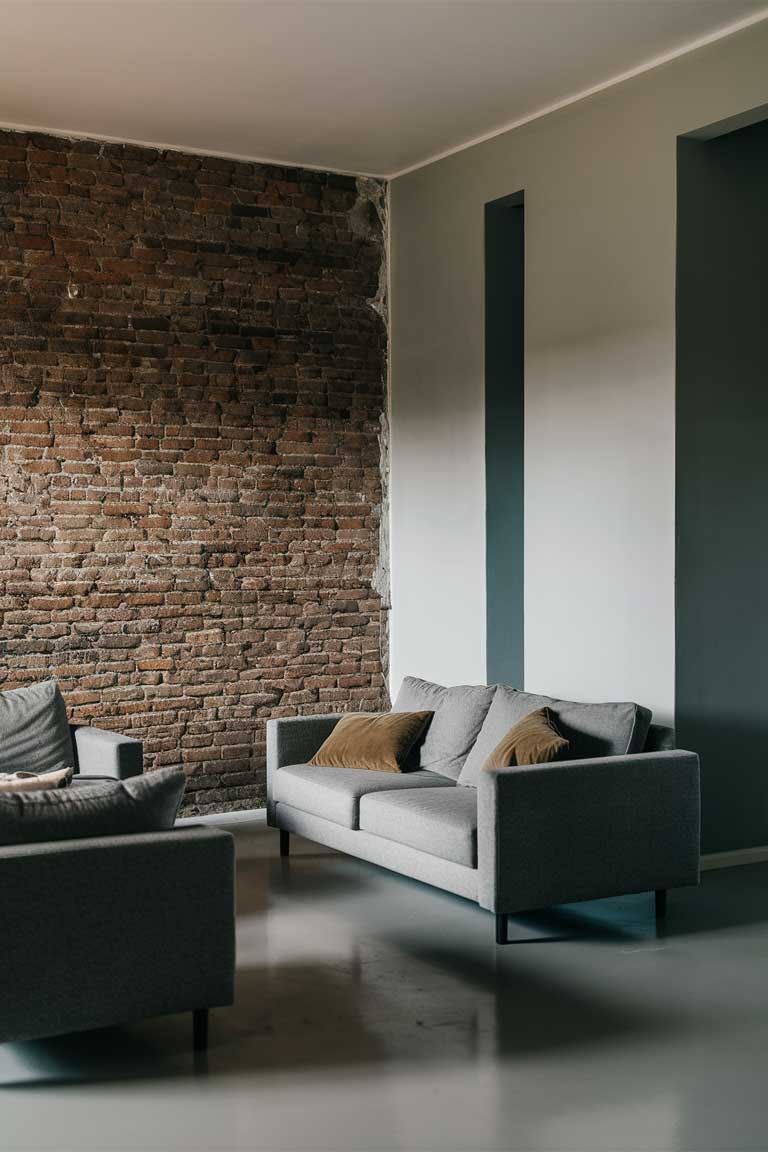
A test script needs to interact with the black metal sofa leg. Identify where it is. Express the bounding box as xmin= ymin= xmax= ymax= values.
xmin=280 ymin=829 xmax=290 ymax=857
xmin=655 ymin=889 xmax=667 ymax=919
xmin=193 ymin=1008 xmax=209 ymax=1052
xmin=495 ymin=913 xmax=508 ymax=945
